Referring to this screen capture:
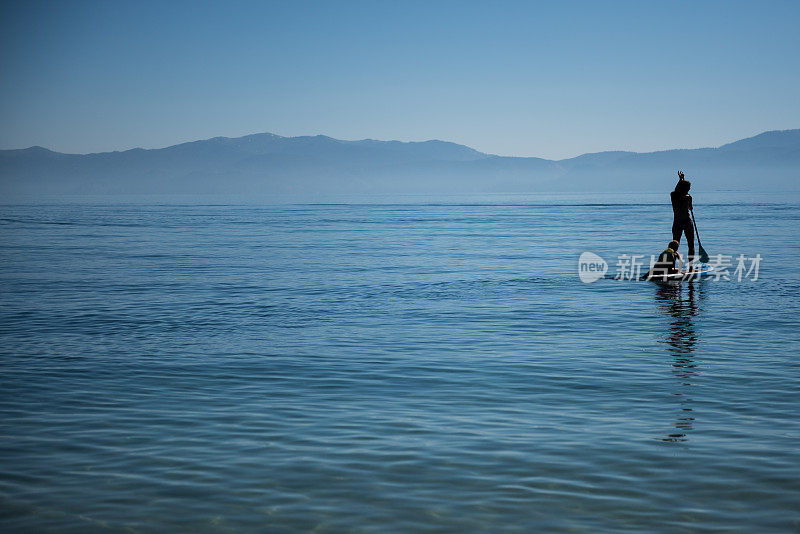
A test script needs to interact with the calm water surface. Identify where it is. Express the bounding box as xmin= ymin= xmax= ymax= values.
xmin=1 ymin=193 xmax=799 ymax=532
